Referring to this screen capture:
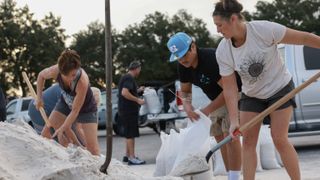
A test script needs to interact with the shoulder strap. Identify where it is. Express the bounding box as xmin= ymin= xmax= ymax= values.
xmin=71 ymin=69 xmax=82 ymax=92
